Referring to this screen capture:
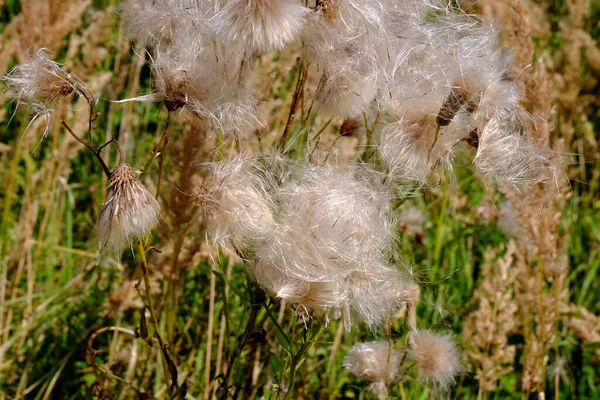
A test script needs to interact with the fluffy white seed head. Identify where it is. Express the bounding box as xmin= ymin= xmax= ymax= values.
xmin=305 ymin=0 xmax=388 ymax=117
xmin=251 ymin=164 xmax=409 ymax=328
xmin=344 ymin=341 xmax=405 ymax=399
xmin=121 ymin=0 xmax=205 ymax=46
xmin=99 ymin=163 xmax=161 ymax=254
xmin=408 ymin=330 xmax=461 ymax=389
xmin=147 ymin=33 xmax=260 ymax=135
xmin=377 ymin=120 xmax=434 ymax=182
xmin=2 ymin=49 xmax=77 ymax=121
xmin=201 ymin=156 xmax=277 ymax=251
xmin=212 ymin=0 xmax=309 ymax=53
xmin=345 ymin=264 xmax=411 ymax=328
